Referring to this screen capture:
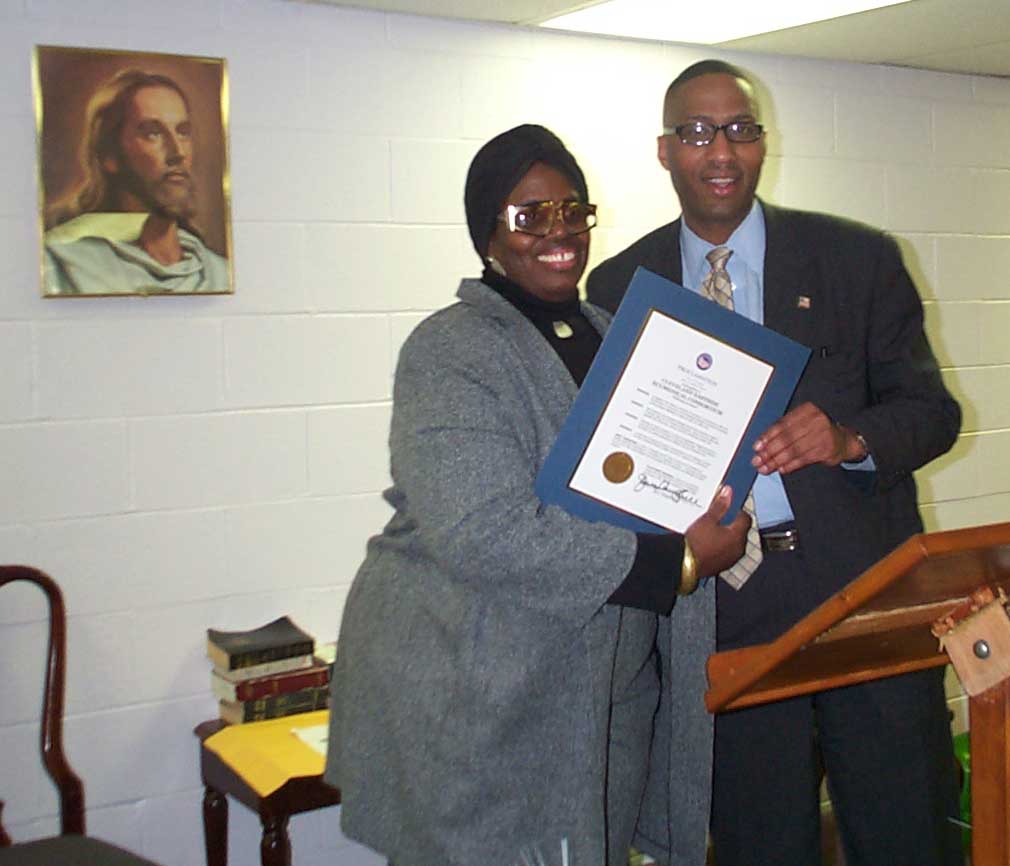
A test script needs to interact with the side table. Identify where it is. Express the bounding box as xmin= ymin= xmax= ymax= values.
xmin=194 ymin=718 xmax=342 ymax=866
